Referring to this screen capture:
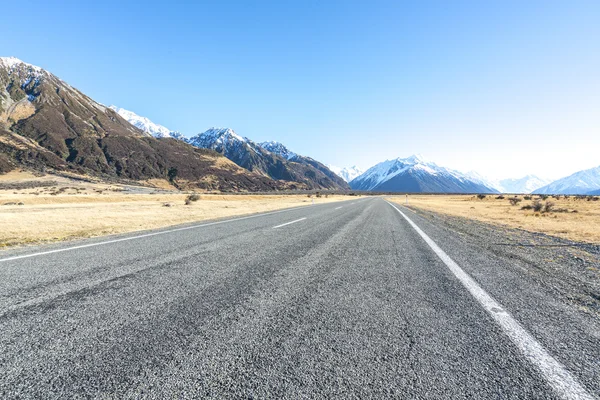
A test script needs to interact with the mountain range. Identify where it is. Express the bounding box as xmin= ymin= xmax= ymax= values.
xmin=0 ymin=57 xmax=346 ymax=191
xmin=464 ymin=172 xmax=551 ymax=194
xmin=1 ymin=56 xmax=599 ymax=195
xmin=111 ymin=105 xmax=348 ymax=190
xmin=0 ymin=57 xmax=290 ymax=191
xmin=187 ymin=129 xmax=348 ymax=190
